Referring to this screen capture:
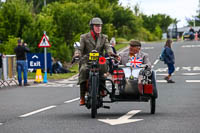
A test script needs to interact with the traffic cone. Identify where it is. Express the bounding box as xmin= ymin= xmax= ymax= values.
xmin=34 ymin=69 xmax=43 ymax=83
xmin=195 ymin=32 xmax=198 ymax=41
